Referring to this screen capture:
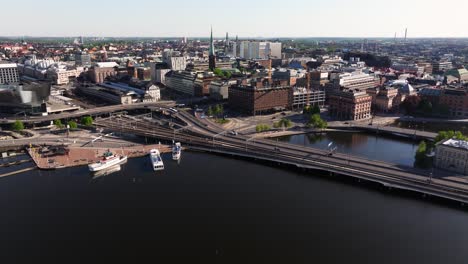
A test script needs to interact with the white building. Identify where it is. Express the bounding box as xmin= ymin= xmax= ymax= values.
xmin=239 ymin=41 xmax=282 ymax=59
xmin=0 ymin=63 xmax=19 ymax=84
xmin=435 ymin=139 xmax=468 ymax=175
